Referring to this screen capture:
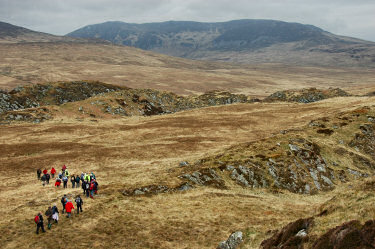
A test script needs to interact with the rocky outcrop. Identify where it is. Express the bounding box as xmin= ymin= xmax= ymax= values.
xmin=0 ymin=81 xmax=254 ymax=123
xmin=217 ymin=231 xmax=243 ymax=249
xmin=122 ymin=182 xmax=194 ymax=196
xmin=349 ymin=123 xmax=375 ymax=160
xmin=1 ymin=107 xmax=52 ymax=123
xmin=217 ymin=138 xmax=336 ymax=194
xmin=179 ymin=168 xmax=226 ymax=189
xmin=0 ymin=81 xmax=123 ymax=114
xmin=264 ymin=88 xmax=350 ymax=103
xmin=312 ymin=220 xmax=375 ymax=249
xmin=261 ymin=217 xmax=314 ymax=249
